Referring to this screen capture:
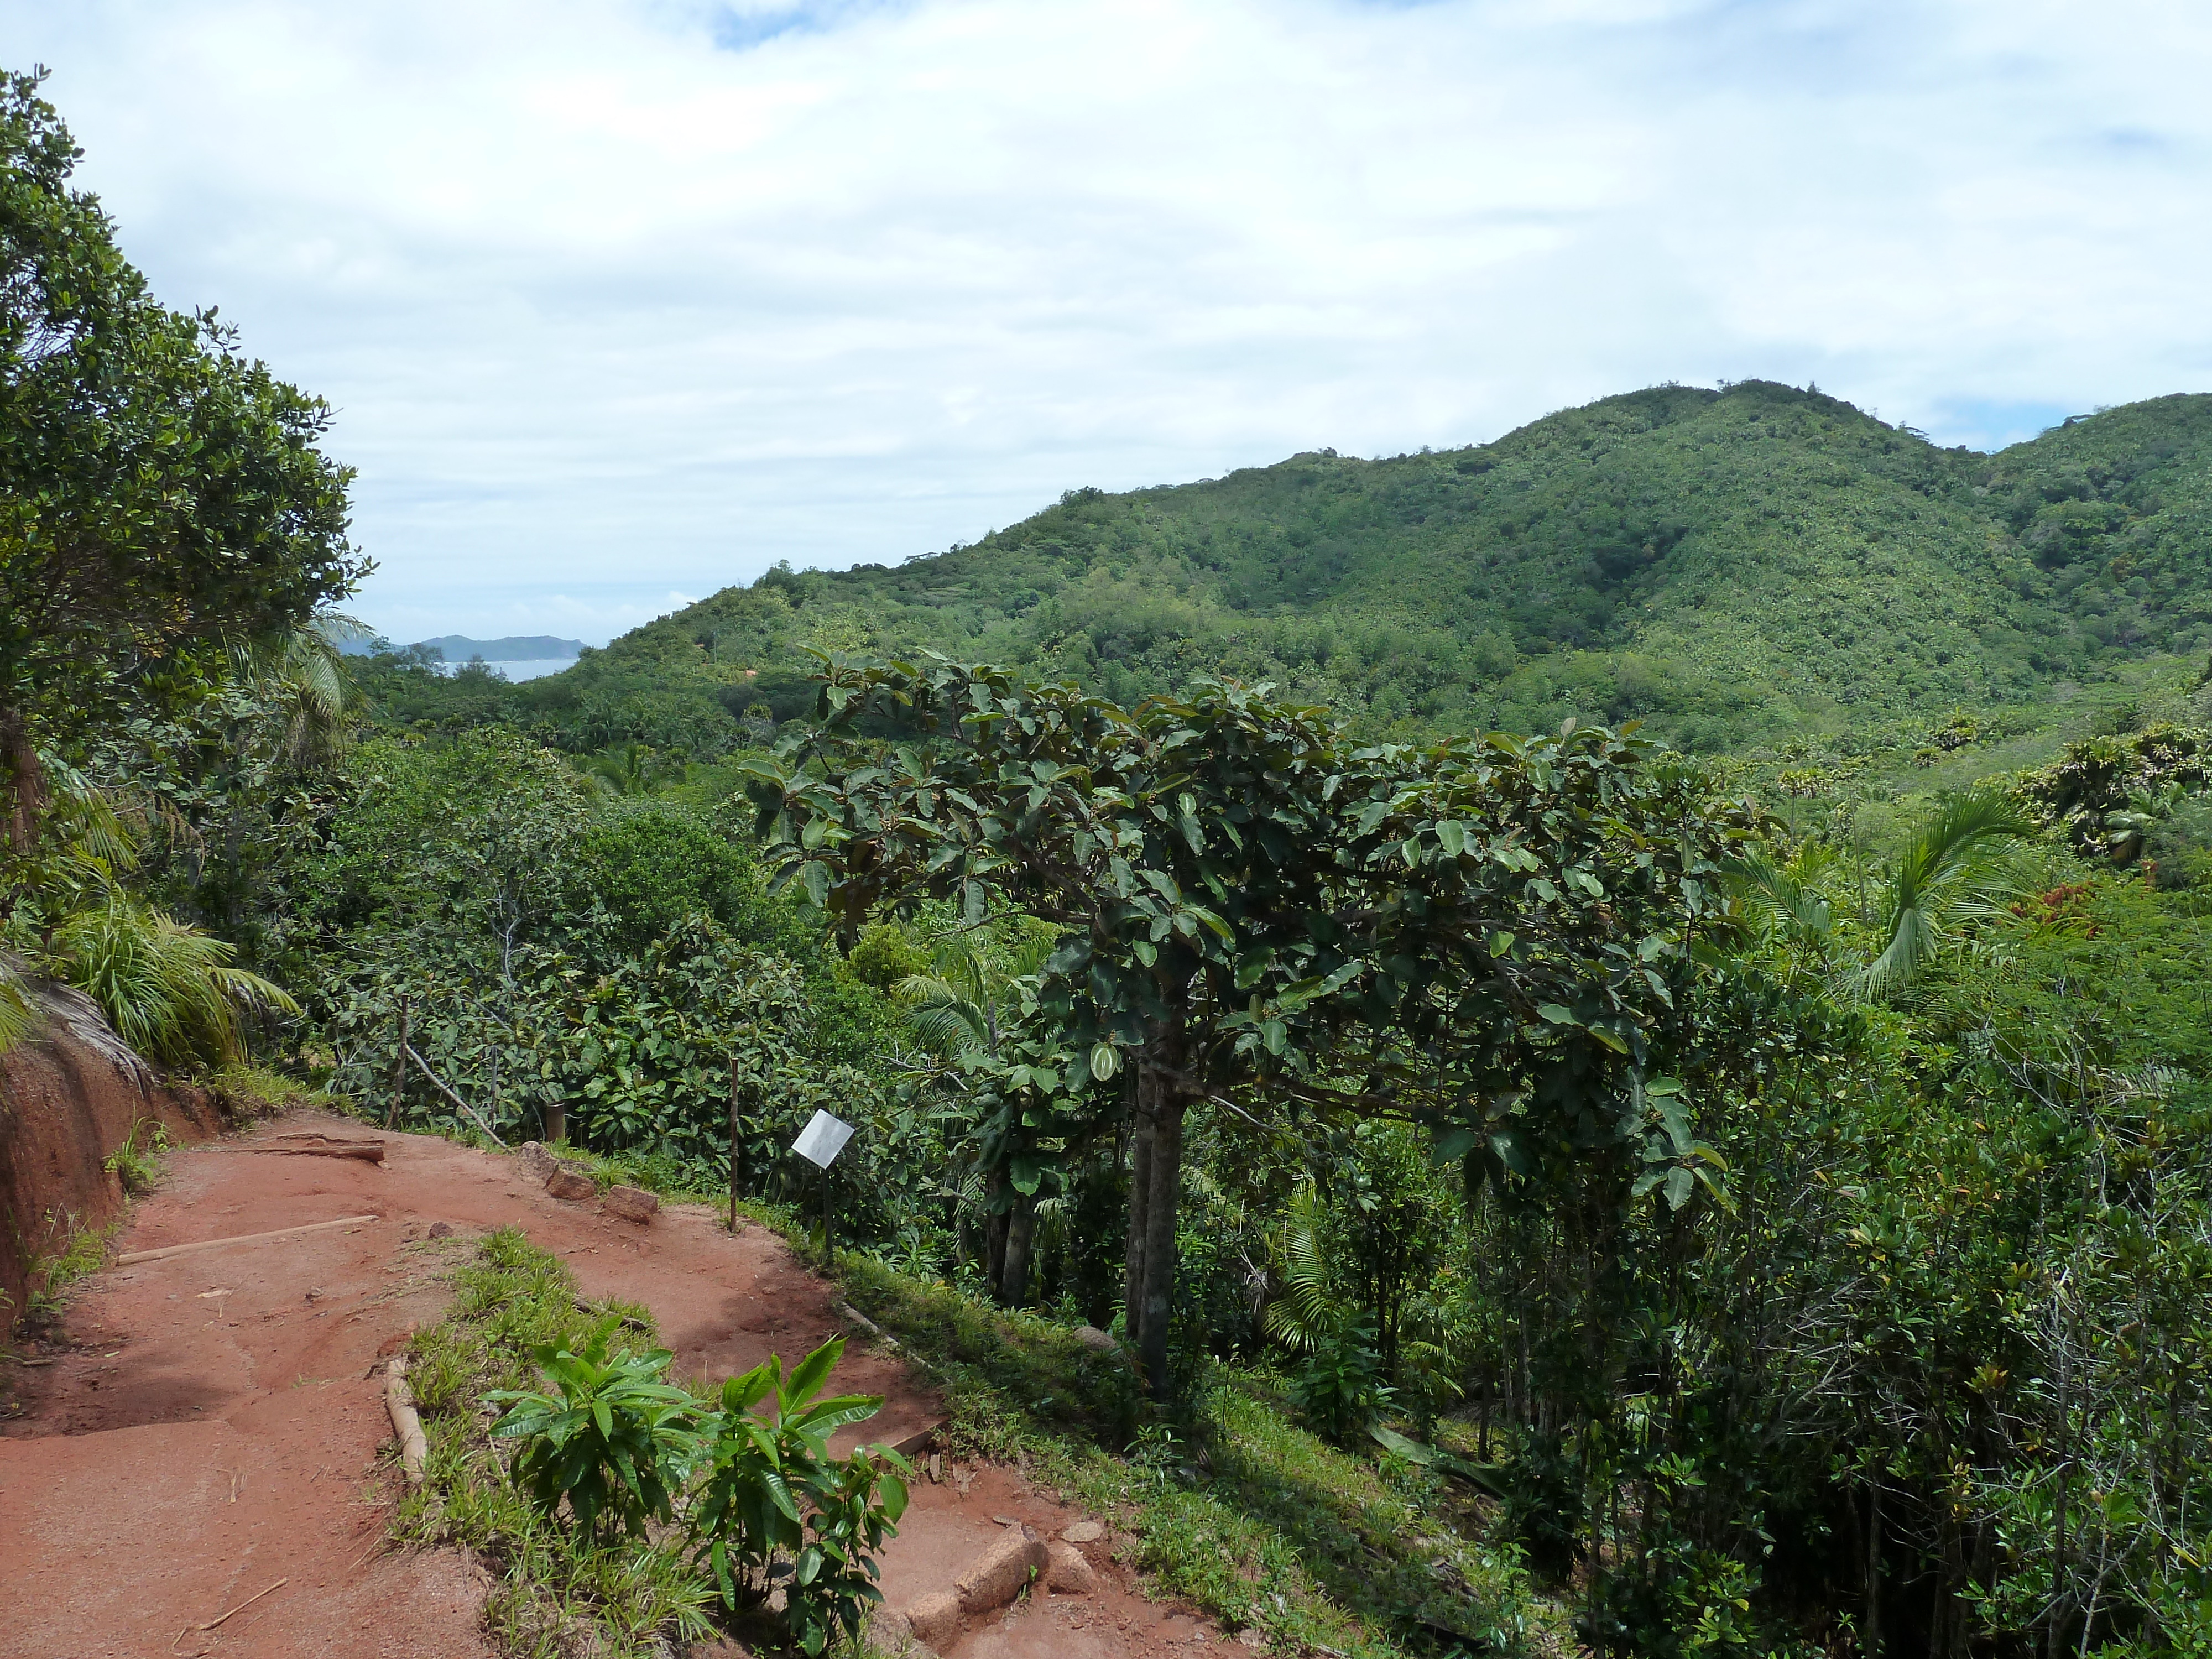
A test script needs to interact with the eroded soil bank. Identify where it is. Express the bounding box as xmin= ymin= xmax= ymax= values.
xmin=0 ymin=975 xmax=229 ymax=1326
